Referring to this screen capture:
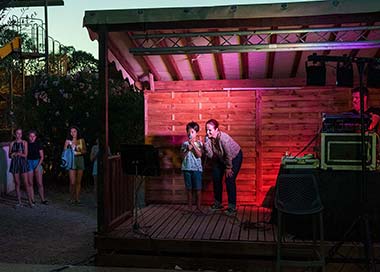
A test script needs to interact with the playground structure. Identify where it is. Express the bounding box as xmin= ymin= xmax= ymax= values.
xmin=0 ymin=36 xmax=21 ymax=60
xmin=0 ymin=15 xmax=70 ymax=140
